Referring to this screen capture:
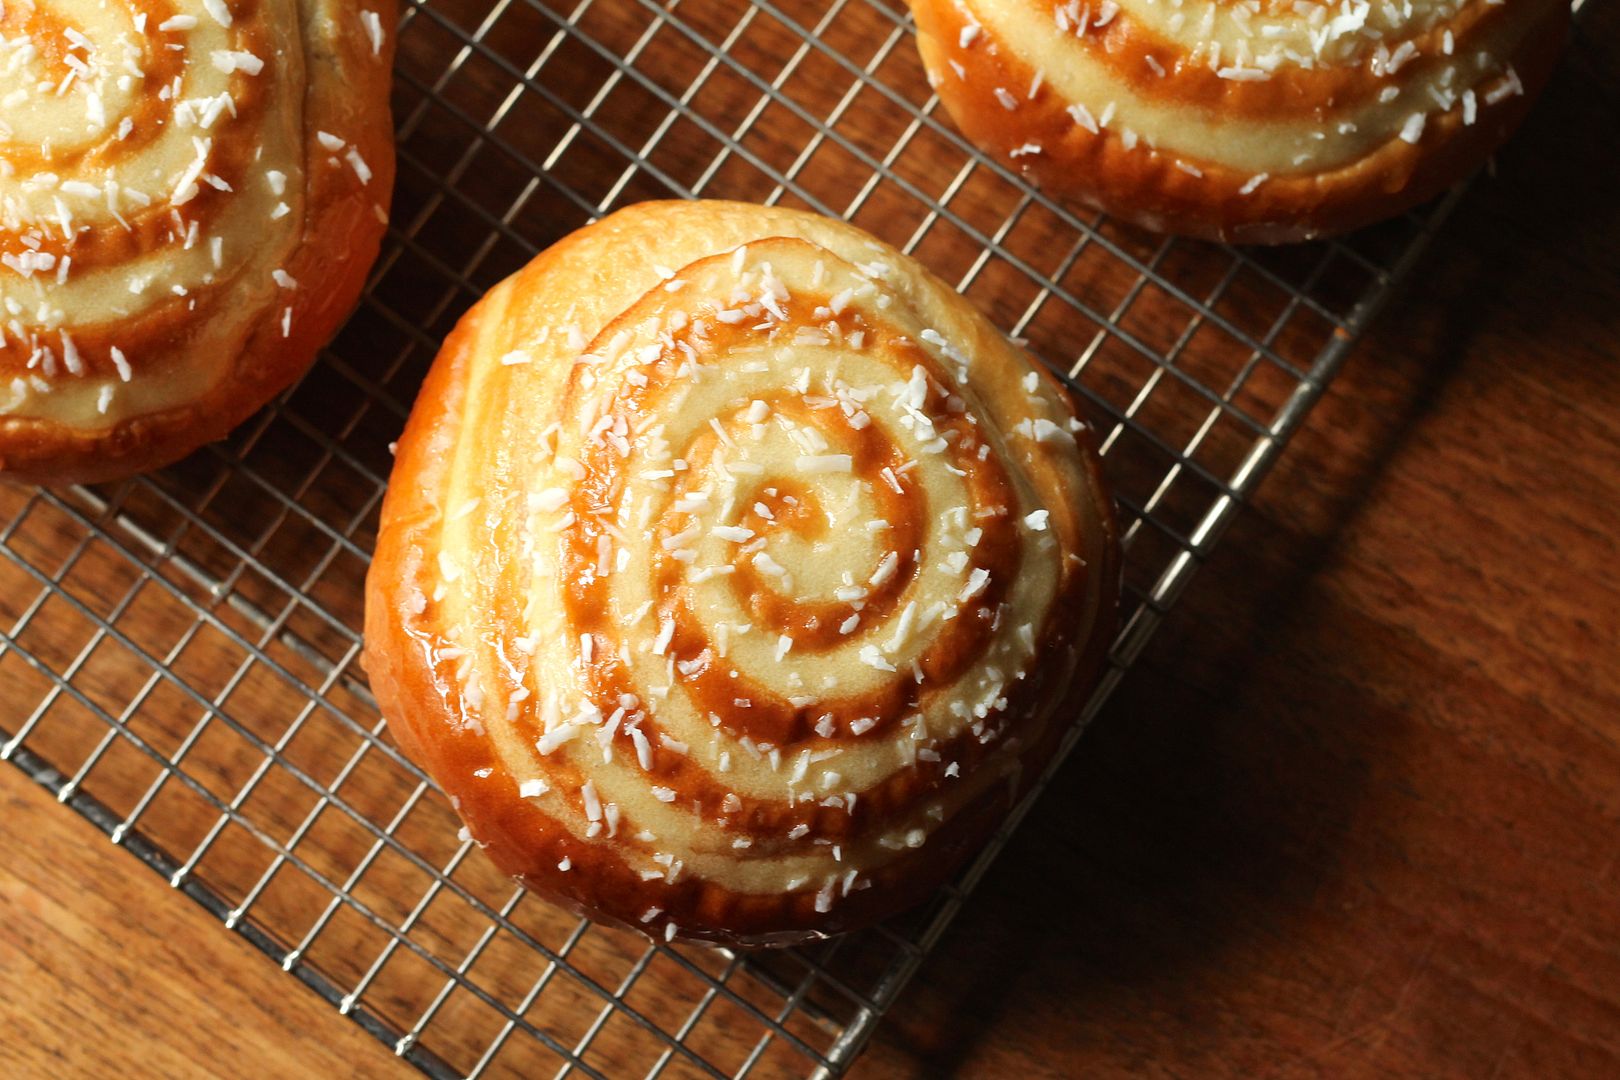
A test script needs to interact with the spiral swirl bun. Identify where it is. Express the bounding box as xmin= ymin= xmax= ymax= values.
xmin=0 ymin=0 xmax=395 ymax=482
xmin=909 ymin=0 xmax=1567 ymax=242
xmin=365 ymin=201 xmax=1119 ymax=944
